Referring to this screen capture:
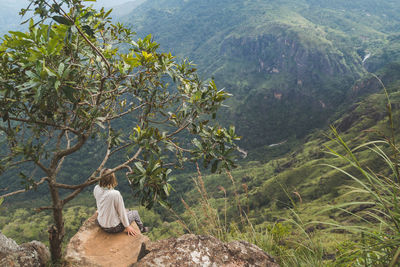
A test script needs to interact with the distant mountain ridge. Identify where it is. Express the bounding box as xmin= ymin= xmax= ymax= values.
xmin=1 ymin=0 xmax=400 ymax=197
xmin=123 ymin=0 xmax=400 ymax=152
